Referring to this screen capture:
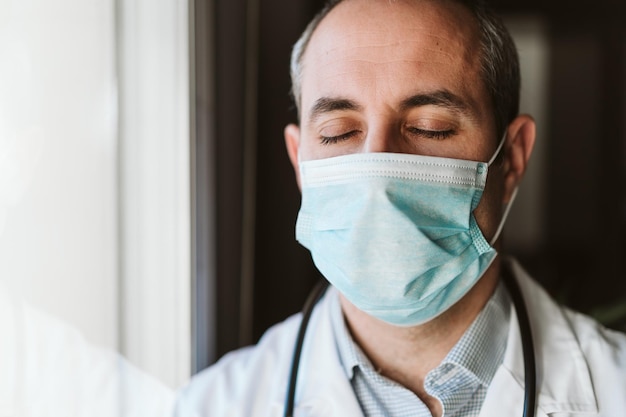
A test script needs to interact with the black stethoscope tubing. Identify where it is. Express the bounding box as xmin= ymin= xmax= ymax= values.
xmin=283 ymin=278 xmax=330 ymax=417
xmin=503 ymin=265 xmax=537 ymax=417
xmin=283 ymin=266 xmax=537 ymax=417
